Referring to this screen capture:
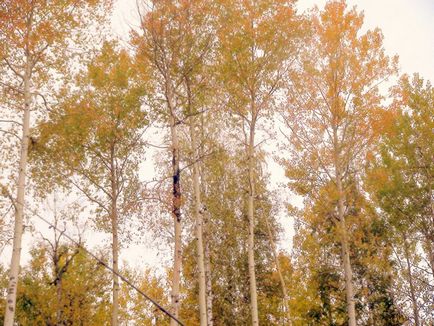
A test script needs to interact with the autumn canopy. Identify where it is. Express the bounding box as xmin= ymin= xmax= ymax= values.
xmin=0 ymin=0 xmax=432 ymax=325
